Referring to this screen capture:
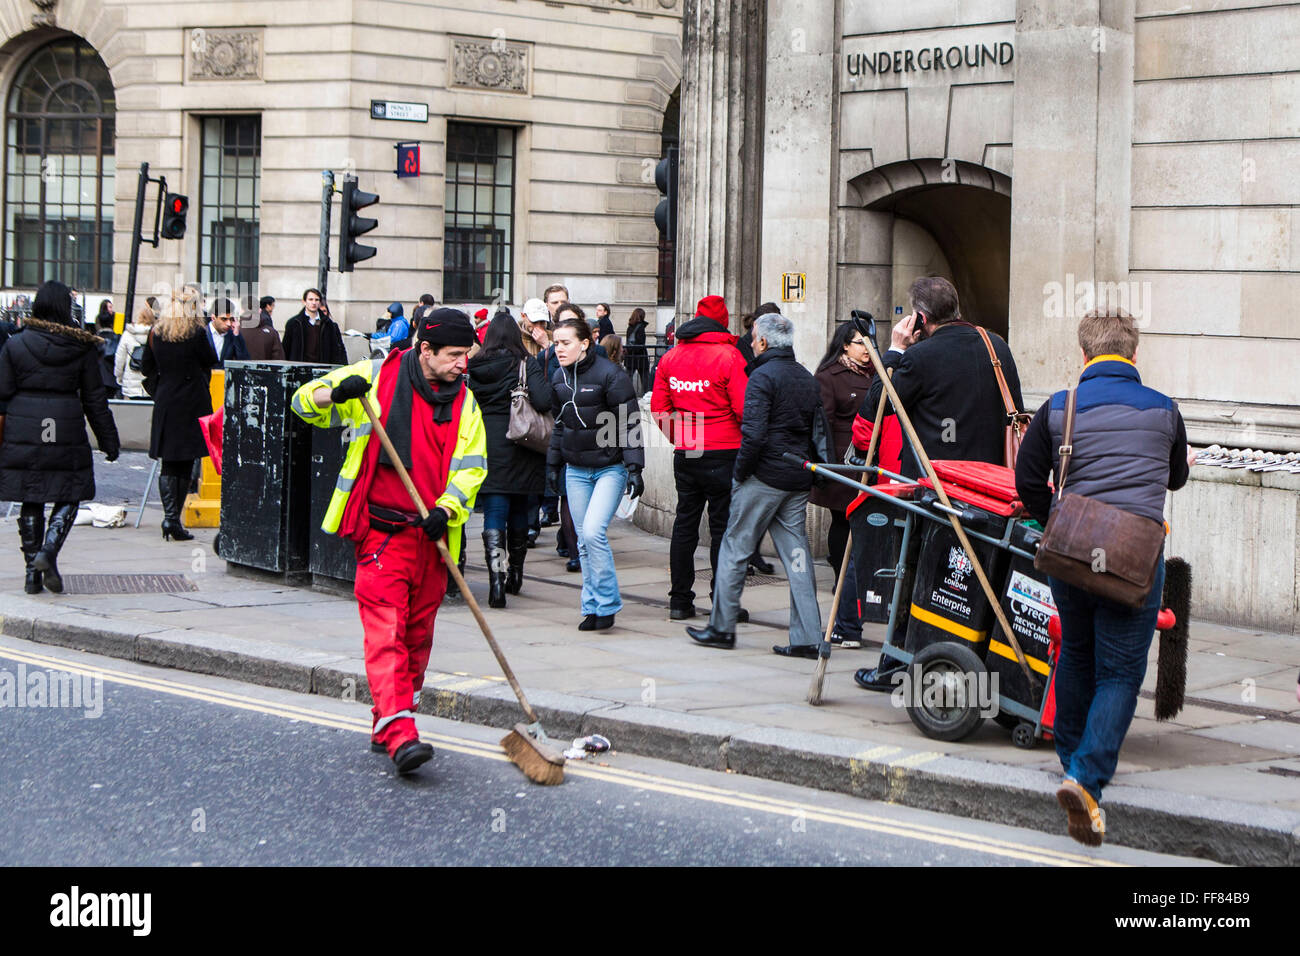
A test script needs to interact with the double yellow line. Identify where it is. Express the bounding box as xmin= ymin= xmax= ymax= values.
xmin=0 ymin=646 xmax=1119 ymax=867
